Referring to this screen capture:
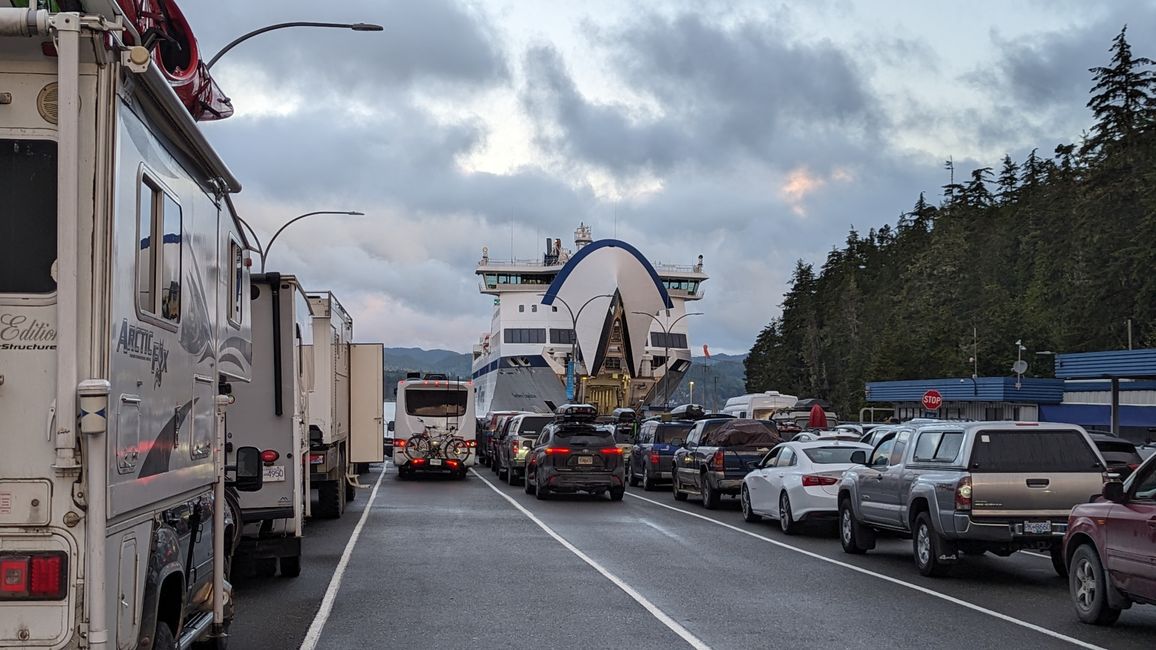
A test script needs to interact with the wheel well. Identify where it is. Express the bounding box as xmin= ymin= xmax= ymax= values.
xmin=838 ymin=489 xmax=852 ymax=506
xmin=908 ymin=498 xmax=930 ymax=527
xmin=1066 ymin=533 xmax=1095 ymax=564
xmin=156 ymin=573 xmax=184 ymax=638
